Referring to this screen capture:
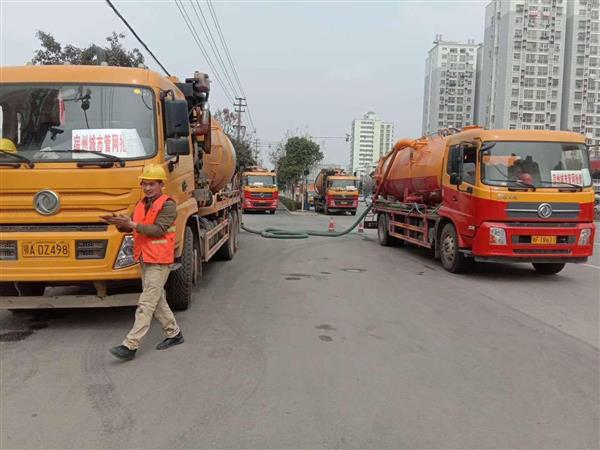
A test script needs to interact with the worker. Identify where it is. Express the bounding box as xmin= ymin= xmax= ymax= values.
xmin=103 ymin=164 xmax=184 ymax=361
xmin=0 ymin=137 xmax=17 ymax=153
